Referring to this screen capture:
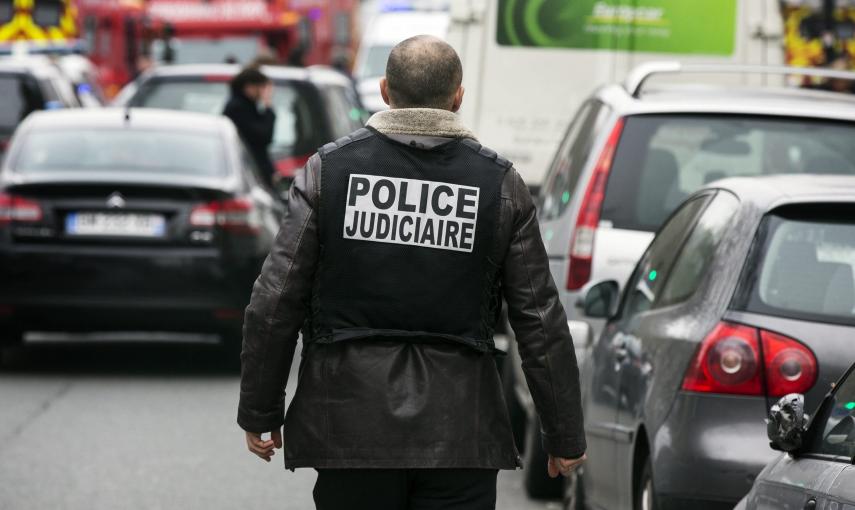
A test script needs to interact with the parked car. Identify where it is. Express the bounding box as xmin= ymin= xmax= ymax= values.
xmin=736 ymin=363 xmax=855 ymax=510
xmin=114 ymin=64 xmax=367 ymax=195
xmin=568 ymin=175 xmax=855 ymax=509
xmin=0 ymin=108 xmax=283 ymax=353
xmin=0 ymin=57 xmax=81 ymax=156
xmin=506 ymin=62 xmax=855 ymax=498
xmin=56 ymin=54 xmax=107 ymax=108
